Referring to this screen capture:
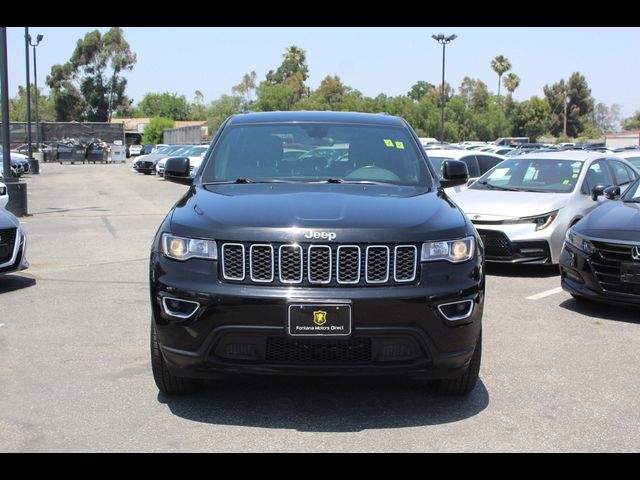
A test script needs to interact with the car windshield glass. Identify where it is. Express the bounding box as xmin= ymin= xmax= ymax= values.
xmin=470 ymin=158 xmax=583 ymax=193
xmin=200 ymin=123 xmax=431 ymax=187
xmin=621 ymin=178 xmax=640 ymax=202
xmin=623 ymin=155 xmax=640 ymax=170
xmin=154 ymin=146 xmax=173 ymax=155
xmin=182 ymin=146 xmax=207 ymax=157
